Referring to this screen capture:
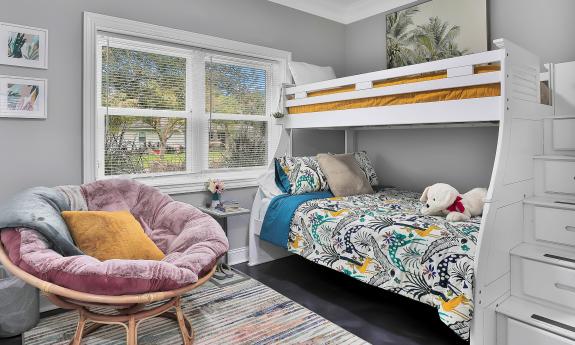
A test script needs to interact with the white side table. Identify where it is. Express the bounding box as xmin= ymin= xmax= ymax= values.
xmin=196 ymin=206 xmax=251 ymax=285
